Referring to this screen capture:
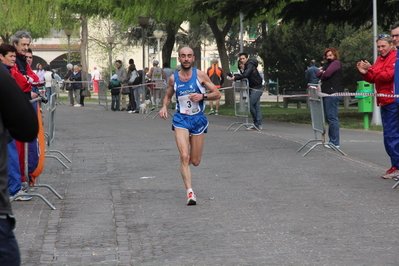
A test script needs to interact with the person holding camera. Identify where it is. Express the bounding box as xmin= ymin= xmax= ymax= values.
xmin=228 ymin=52 xmax=264 ymax=131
